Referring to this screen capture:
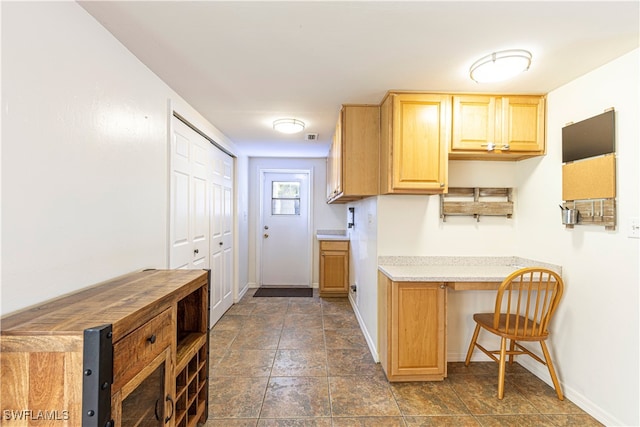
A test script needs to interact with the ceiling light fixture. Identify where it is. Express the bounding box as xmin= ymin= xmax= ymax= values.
xmin=273 ymin=118 xmax=305 ymax=134
xmin=469 ymin=49 xmax=532 ymax=83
